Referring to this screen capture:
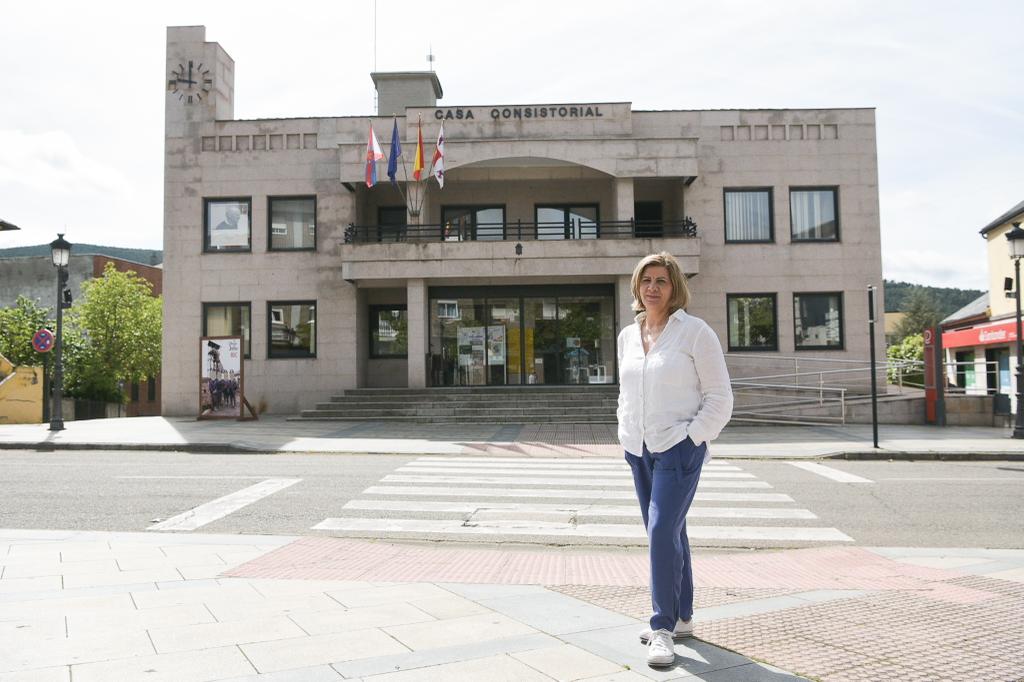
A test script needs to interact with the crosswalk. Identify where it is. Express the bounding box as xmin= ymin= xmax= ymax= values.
xmin=313 ymin=456 xmax=854 ymax=546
